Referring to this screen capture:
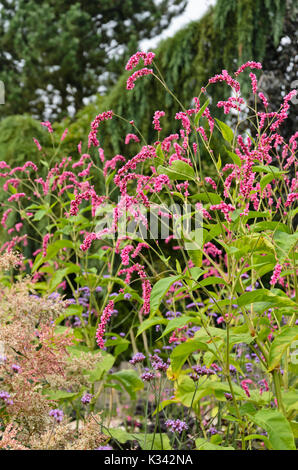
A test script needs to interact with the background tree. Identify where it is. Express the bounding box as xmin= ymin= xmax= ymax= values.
xmin=0 ymin=0 xmax=187 ymax=120
xmin=0 ymin=0 xmax=296 ymax=165
xmin=58 ymin=0 xmax=296 ymax=157
xmin=214 ymin=0 xmax=297 ymax=140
